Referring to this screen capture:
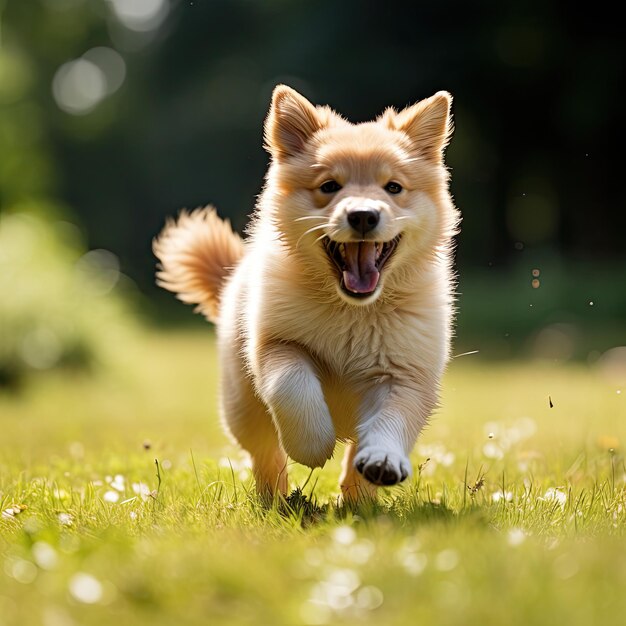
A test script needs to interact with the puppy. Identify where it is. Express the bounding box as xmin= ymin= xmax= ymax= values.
xmin=154 ymin=85 xmax=459 ymax=501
